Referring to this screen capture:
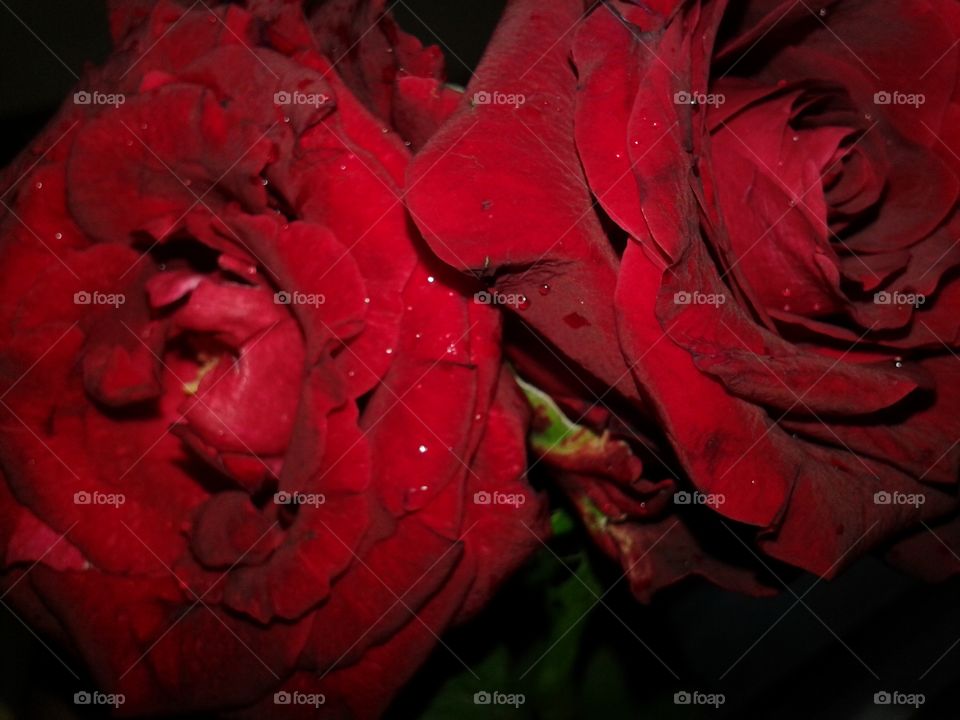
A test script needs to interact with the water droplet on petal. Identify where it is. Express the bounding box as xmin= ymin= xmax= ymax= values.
xmin=34 ymin=182 xmax=43 ymax=190
xmin=385 ymin=347 xmax=393 ymax=355
xmin=538 ymin=283 xmax=550 ymax=296
xmin=782 ymin=288 xmax=792 ymax=297
xmin=426 ymin=275 xmax=435 ymax=284
xmin=517 ymin=295 xmax=530 ymax=311
xmin=54 ymin=232 xmax=62 ymax=240
xmin=418 ymin=444 xmax=427 ymax=453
